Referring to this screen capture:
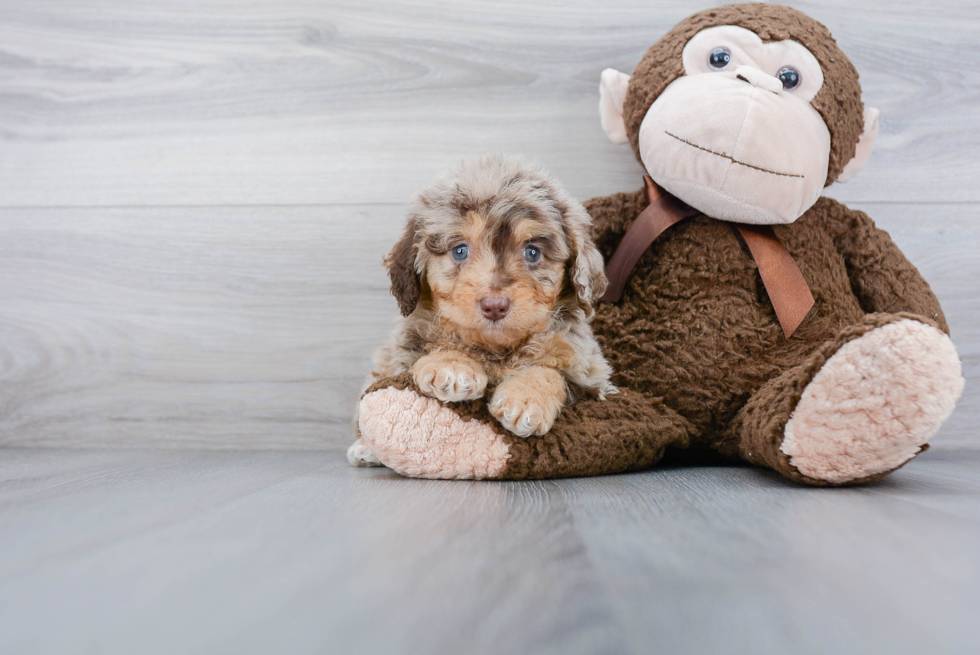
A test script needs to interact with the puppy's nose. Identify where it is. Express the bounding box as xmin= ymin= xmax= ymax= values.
xmin=480 ymin=296 xmax=511 ymax=322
